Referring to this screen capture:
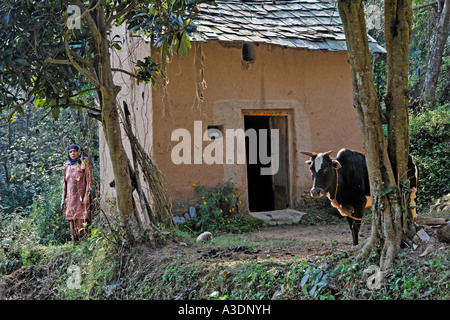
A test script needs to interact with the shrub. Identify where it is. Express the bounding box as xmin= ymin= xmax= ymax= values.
xmin=179 ymin=180 xmax=264 ymax=236
xmin=27 ymin=183 xmax=71 ymax=245
xmin=410 ymin=104 xmax=450 ymax=205
xmin=0 ymin=212 xmax=40 ymax=276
